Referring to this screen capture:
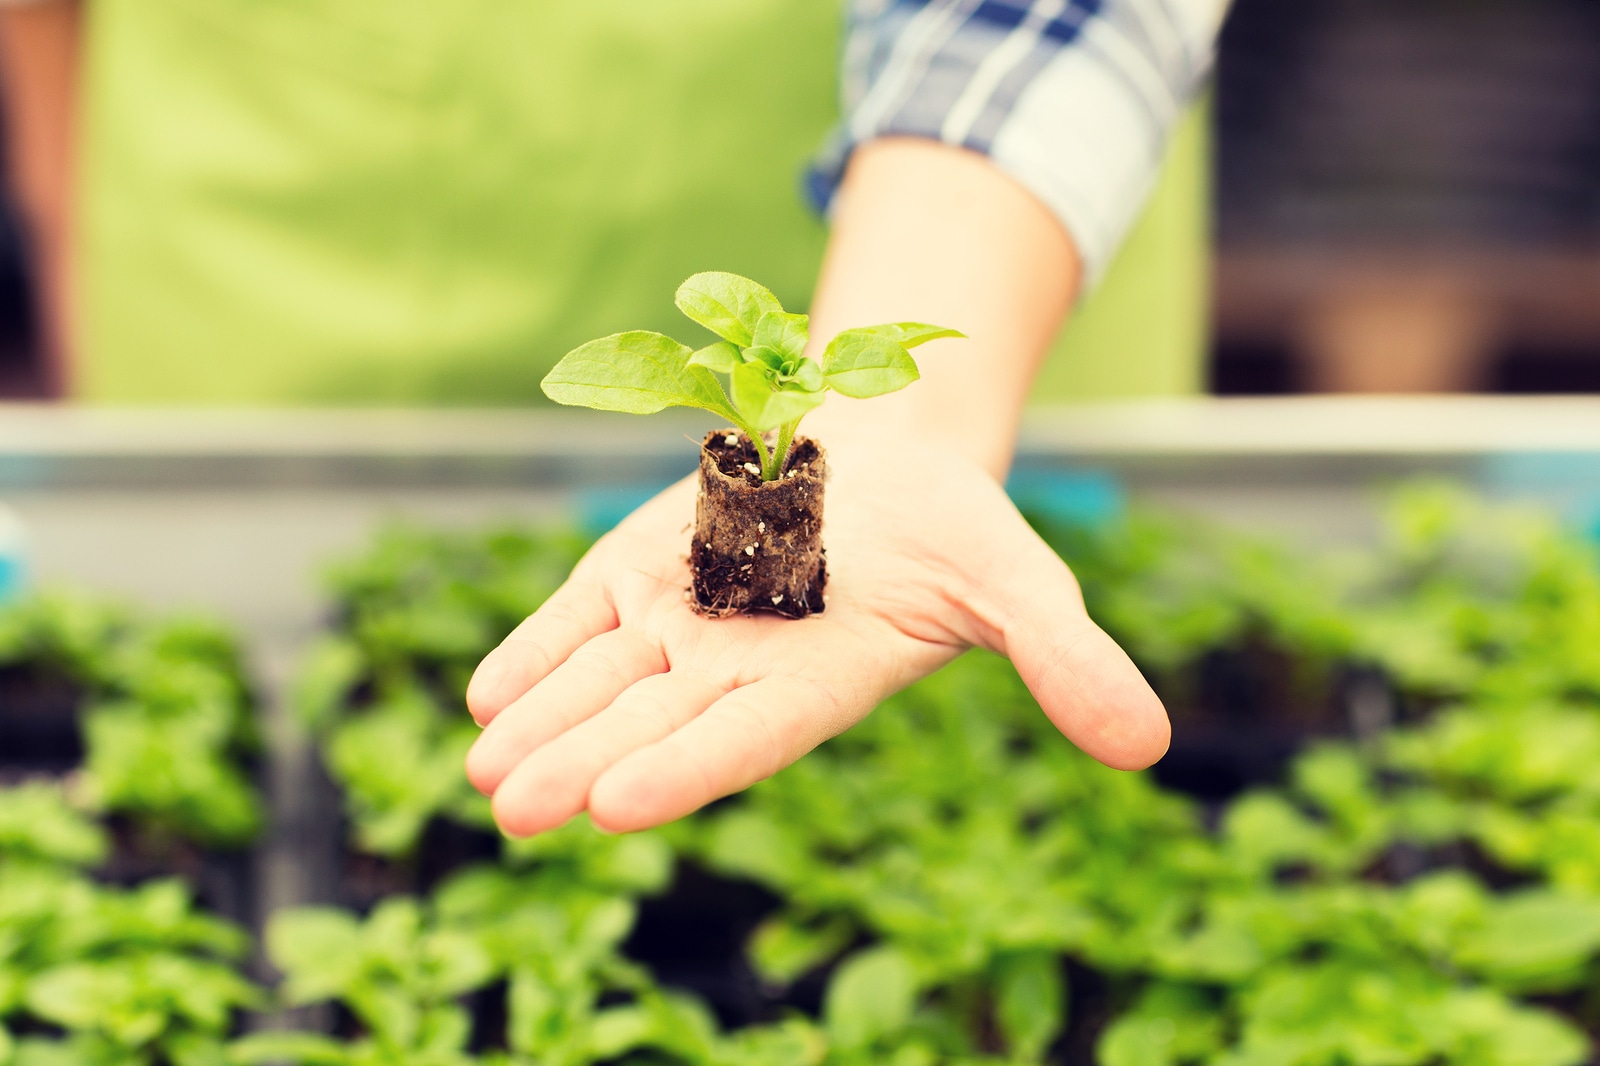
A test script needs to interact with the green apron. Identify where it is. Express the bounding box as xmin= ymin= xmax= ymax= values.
xmin=78 ymin=0 xmax=1205 ymax=405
